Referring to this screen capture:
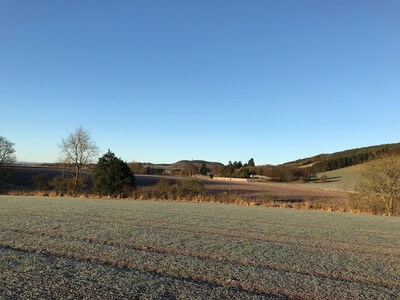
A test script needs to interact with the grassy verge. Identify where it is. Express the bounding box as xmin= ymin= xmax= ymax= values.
xmin=4 ymin=185 xmax=395 ymax=216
